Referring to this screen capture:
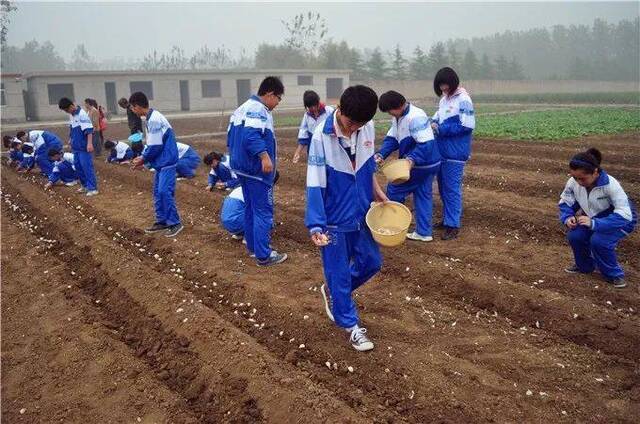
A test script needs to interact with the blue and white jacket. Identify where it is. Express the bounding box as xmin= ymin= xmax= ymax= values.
xmin=208 ymin=154 xmax=240 ymax=188
xmin=305 ymin=111 xmax=377 ymax=234
xmin=433 ymin=88 xmax=475 ymax=161
xmin=49 ymin=153 xmax=76 ymax=183
xmin=143 ymin=109 xmax=178 ymax=171
xmin=107 ymin=141 xmax=134 ymax=163
xmin=377 ymin=103 xmax=441 ymax=177
xmin=559 ymin=170 xmax=637 ymax=234
xmin=9 ymin=145 xmax=23 ymax=164
xmin=228 ymin=95 xmax=277 ymax=184
xmin=29 ymin=130 xmax=63 ymax=156
xmin=19 ymin=143 xmax=35 ymax=170
xmin=69 ymin=106 xmax=94 ymax=152
xmin=298 ymin=104 xmax=335 ymax=146
xmin=221 ymin=186 xmax=245 ymax=235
